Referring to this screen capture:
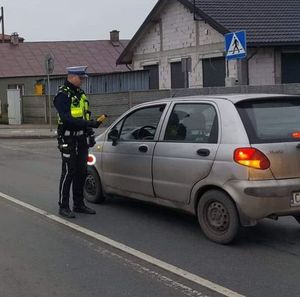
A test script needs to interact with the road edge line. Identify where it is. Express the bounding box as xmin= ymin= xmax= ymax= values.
xmin=0 ymin=191 xmax=245 ymax=297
